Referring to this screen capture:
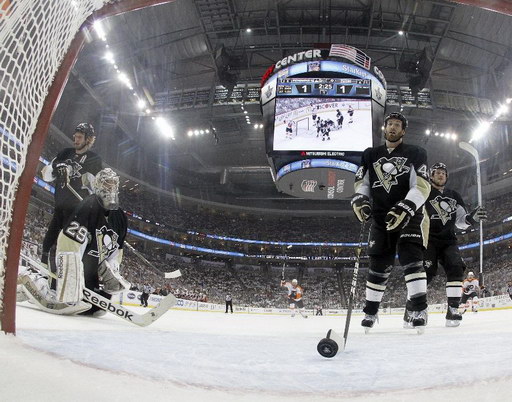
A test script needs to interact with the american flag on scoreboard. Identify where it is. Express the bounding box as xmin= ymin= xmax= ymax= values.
xmin=329 ymin=44 xmax=371 ymax=70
